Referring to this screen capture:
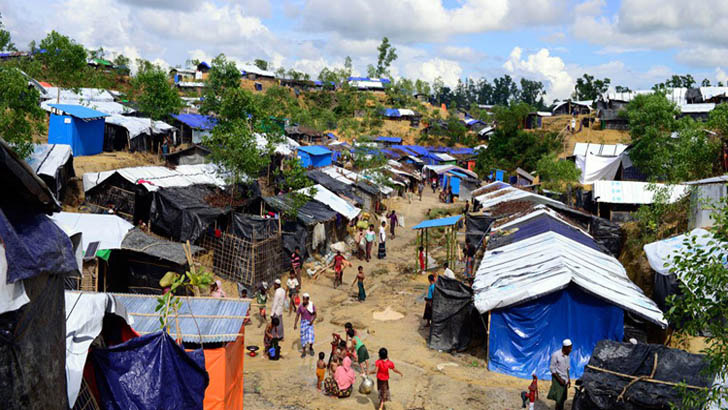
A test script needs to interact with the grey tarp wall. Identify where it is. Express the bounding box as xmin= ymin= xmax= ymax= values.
xmin=428 ymin=277 xmax=483 ymax=352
